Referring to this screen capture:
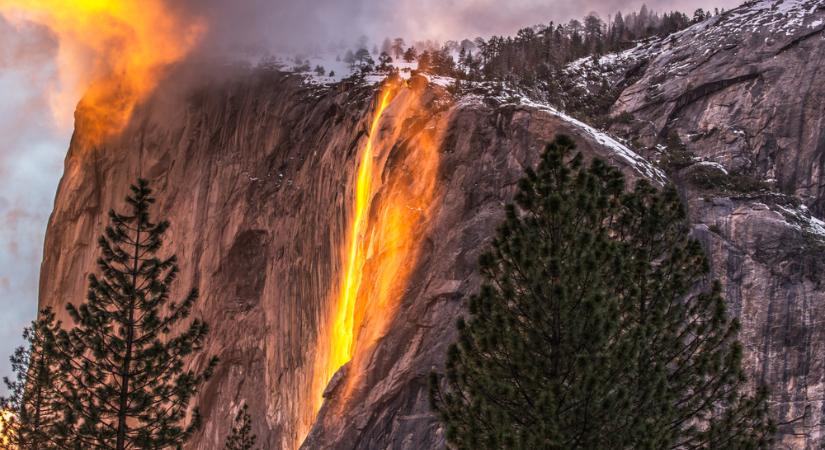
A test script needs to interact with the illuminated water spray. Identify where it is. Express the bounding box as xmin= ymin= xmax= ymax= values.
xmin=327 ymin=87 xmax=395 ymax=381
xmin=306 ymin=80 xmax=443 ymax=442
